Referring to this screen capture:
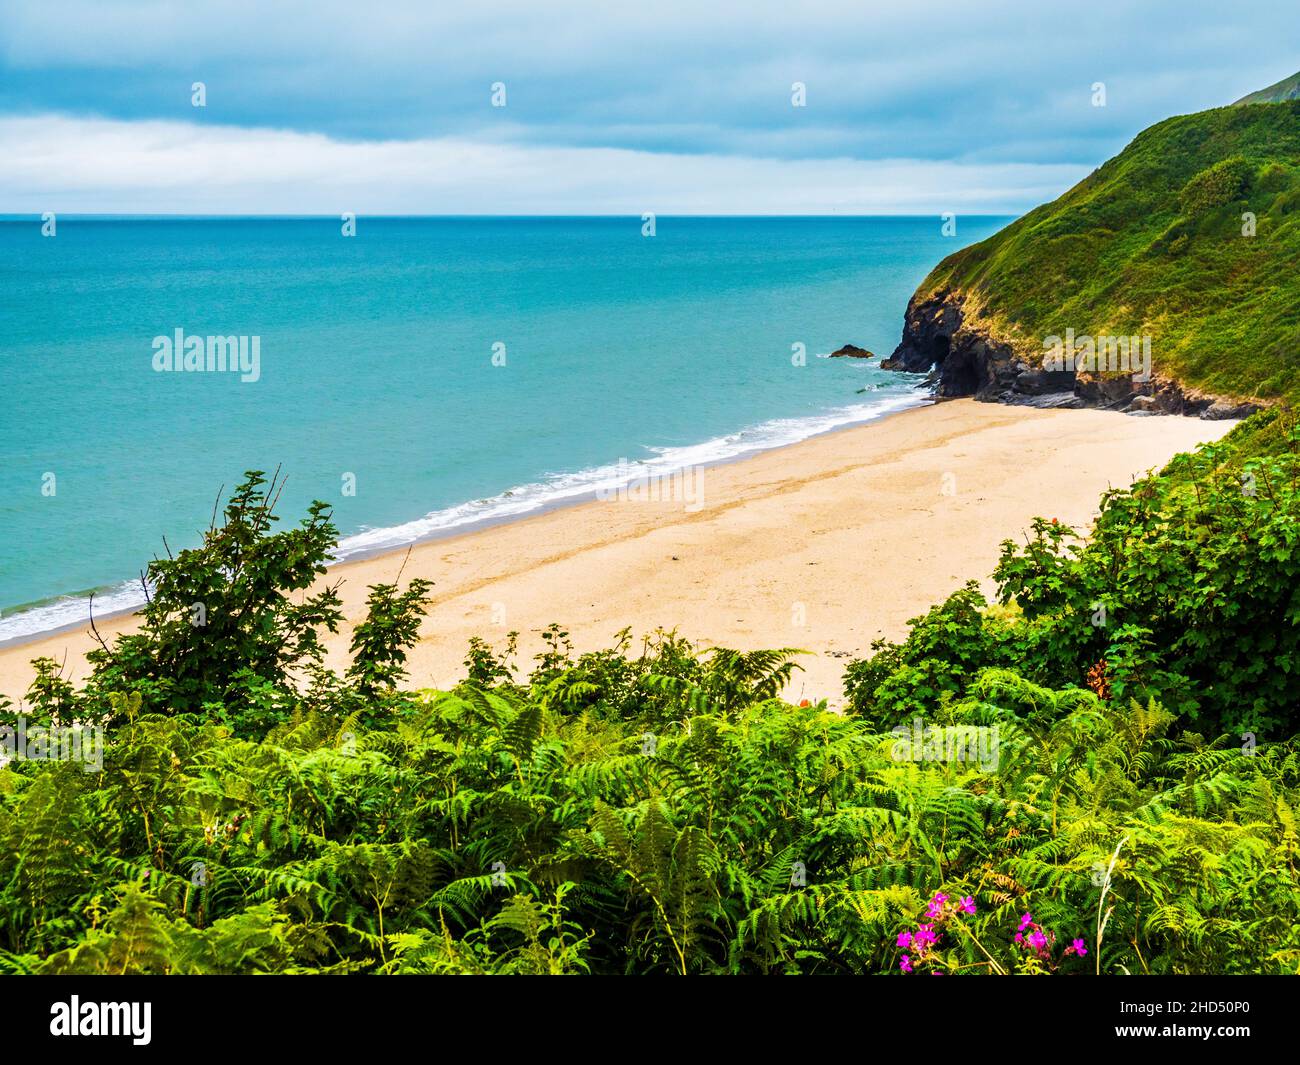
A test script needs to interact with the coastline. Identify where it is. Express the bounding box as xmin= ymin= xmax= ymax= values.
xmin=0 ymin=399 xmax=1237 ymax=705
xmin=0 ymin=386 xmax=930 ymax=648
